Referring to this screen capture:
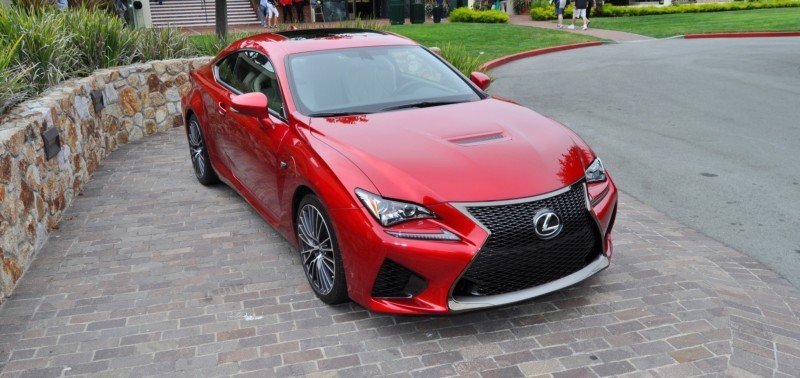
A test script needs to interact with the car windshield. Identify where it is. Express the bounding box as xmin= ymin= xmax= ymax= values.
xmin=286 ymin=45 xmax=482 ymax=117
